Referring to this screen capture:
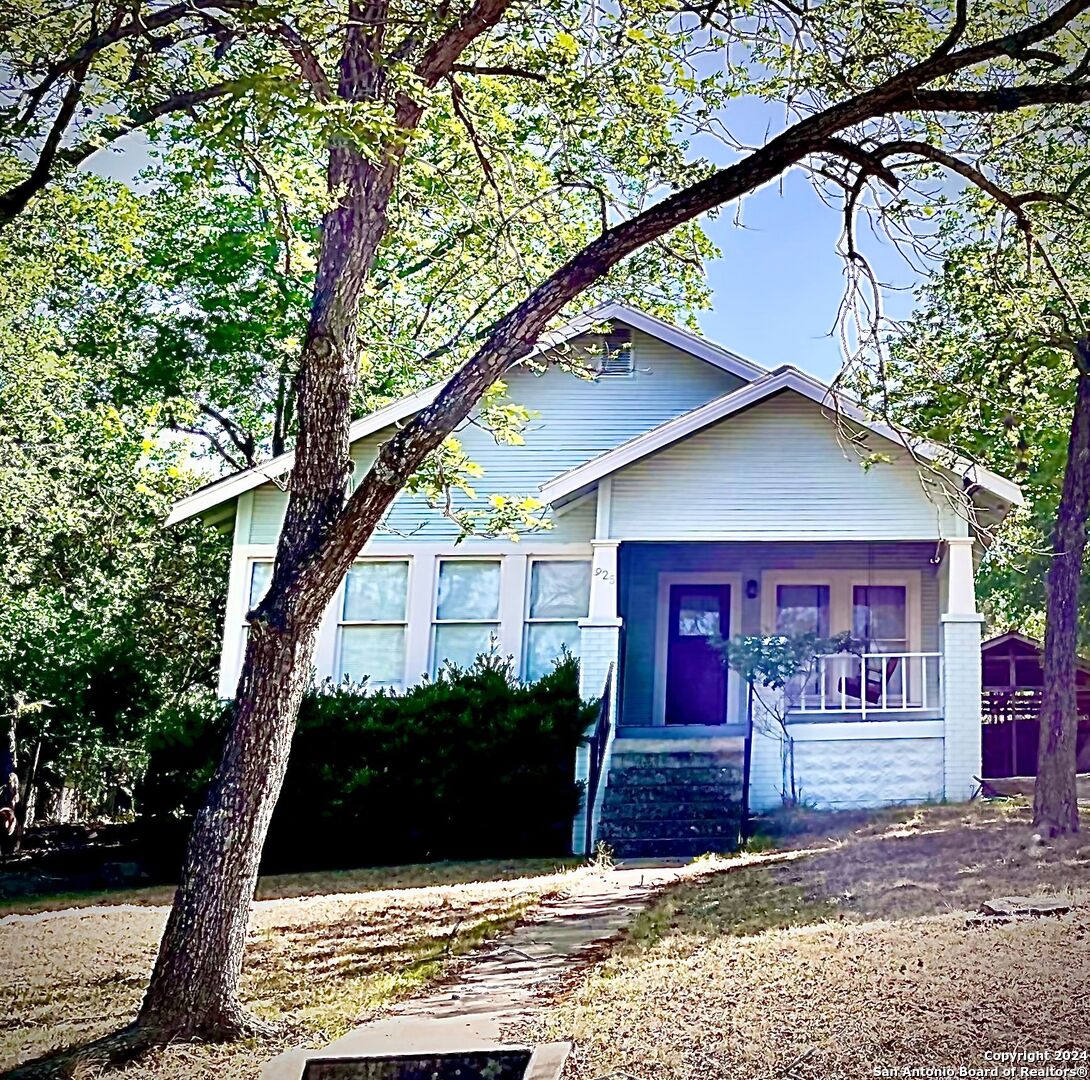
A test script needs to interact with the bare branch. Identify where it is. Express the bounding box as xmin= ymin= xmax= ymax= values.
xmin=17 ymin=0 xmax=252 ymax=125
xmin=449 ymin=63 xmax=546 ymax=81
xmin=928 ymin=0 xmax=969 ymax=62
xmin=0 ymin=78 xmax=258 ymax=224
xmin=820 ymin=137 xmax=902 ymax=191
xmin=170 ymin=423 xmax=247 ymax=471
xmin=269 ymin=22 xmax=334 ymax=103
xmin=447 ymin=74 xmax=503 ymax=207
